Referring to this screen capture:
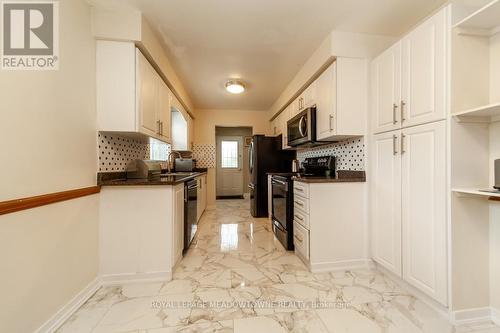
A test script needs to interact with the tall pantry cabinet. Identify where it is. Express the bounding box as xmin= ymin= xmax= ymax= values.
xmin=370 ymin=6 xmax=449 ymax=306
